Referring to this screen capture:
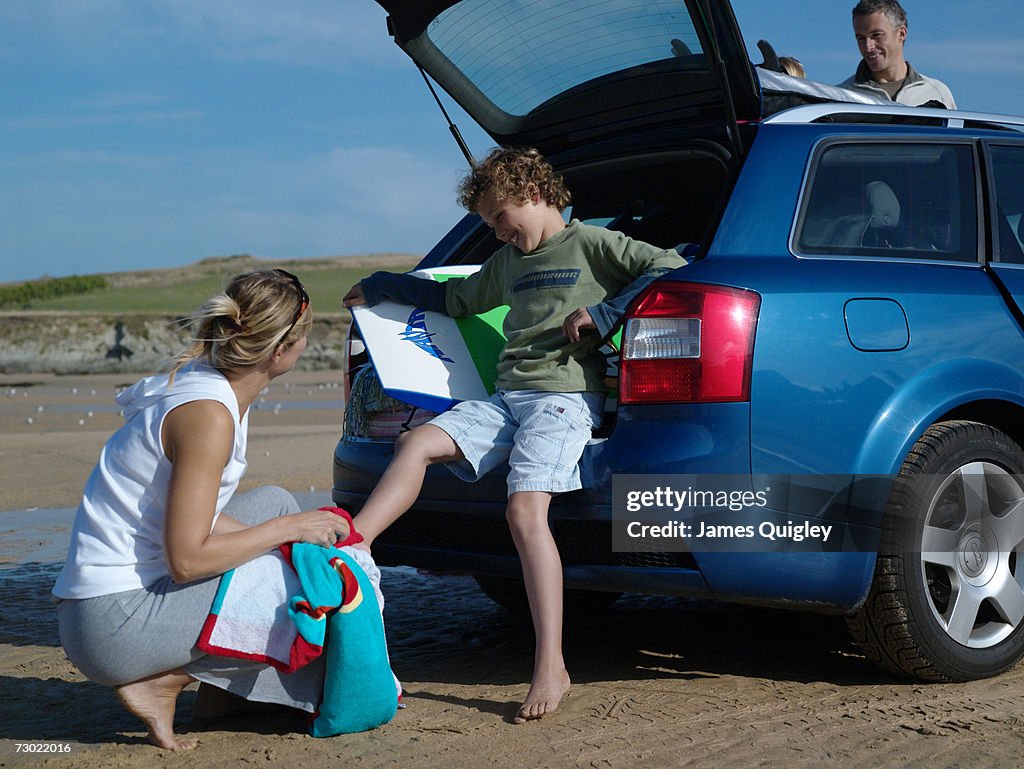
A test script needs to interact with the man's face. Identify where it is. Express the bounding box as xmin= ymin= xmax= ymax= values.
xmin=476 ymin=190 xmax=552 ymax=254
xmin=854 ymin=11 xmax=907 ymax=76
